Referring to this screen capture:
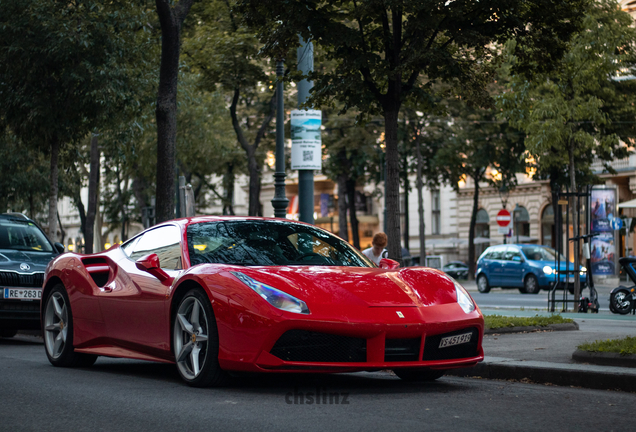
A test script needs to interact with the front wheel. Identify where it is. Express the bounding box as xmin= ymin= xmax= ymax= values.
xmin=394 ymin=368 xmax=445 ymax=382
xmin=522 ymin=274 xmax=540 ymax=294
xmin=477 ymin=274 xmax=490 ymax=293
xmin=43 ymin=284 xmax=97 ymax=367
xmin=610 ymin=289 xmax=633 ymax=315
xmin=173 ymin=288 xmax=228 ymax=387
